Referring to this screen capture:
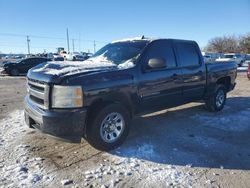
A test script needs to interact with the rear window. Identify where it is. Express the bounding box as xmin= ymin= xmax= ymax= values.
xmin=175 ymin=42 xmax=200 ymax=67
